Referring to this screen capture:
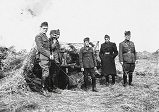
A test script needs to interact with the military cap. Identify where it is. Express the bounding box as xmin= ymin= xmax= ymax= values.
xmin=104 ymin=35 xmax=110 ymax=39
xmin=56 ymin=29 xmax=60 ymax=35
xmin=125 ymin=31 xmax=131 ymax=36
xmin=50 ymin=30 xmax=56 ymax=35
xmin=40 ymin=22 xmax=48 ymax=27
xmin=83 ymin=37 xmax=90 ymax=42
xmin=50 ymin=29 xmax=60 ymax=35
